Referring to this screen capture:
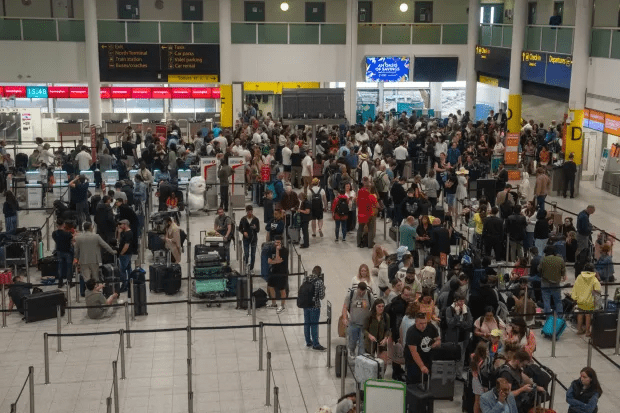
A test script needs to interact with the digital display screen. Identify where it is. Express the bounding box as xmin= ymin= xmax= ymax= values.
xmin=191 ymin=88 xmax=212 ymax=98
xmin=171 ymin=88 xmax=192 ymax=99
xmin=111 ymin=88 xmax=132 ymax=99
xmin=588 ymin=109 xmax=605 ymax=132
xmin=545 ymin=54 xmax=572 ymax=89
xmin=212 ymin=88 xmax=221 ymax=99
xmin=4 ymin=86 xmax=26 ymax=98
xmin=48 ymin=87 xmax=70 ymax=98
xmin=26 ymin=86 xmax=48 ymax=99
xmin=413 ymin=57 xmax=458 ymax=82
xmin=152 ymin=88 xmax=172 ymax=99
xmin=100 ymin=87 xmax=112 ymax=99
xmin=583 ymin=109 xmax=590 ymax=129
xmin=520 ymin=51 xmax=546 ymax=84
xmin=604 ymin=113 xmax=620 ymax=136
xmin=475 ymin=45 xmax=511 ymax=79
xmin=69 ymin=87 xmax=88 ymax=98
xmin=131 ymin=88 xmax=152 ymax=99
xmin=365 ymin=56 xmax=410 ymax=82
